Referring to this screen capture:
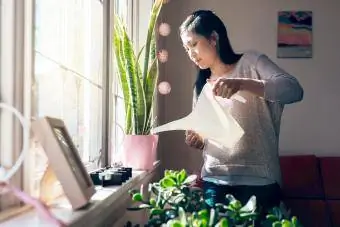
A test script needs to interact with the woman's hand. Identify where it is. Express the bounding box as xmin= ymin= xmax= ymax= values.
xmin=185 ymin=130 xmax=205 ymax=150
xmin=209 ymin=77 xmax=242 ymax=99
xmin=209 ymin=77 xmax=265 ymax=99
